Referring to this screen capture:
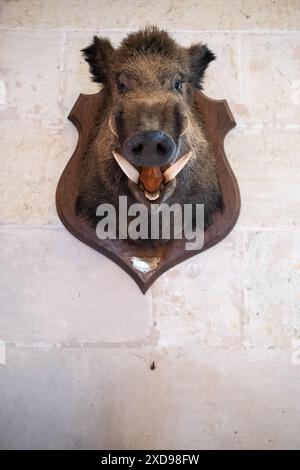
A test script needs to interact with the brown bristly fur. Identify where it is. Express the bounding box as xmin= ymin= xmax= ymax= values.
xmin=77 ymin=27 xmax=222 ymax=242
